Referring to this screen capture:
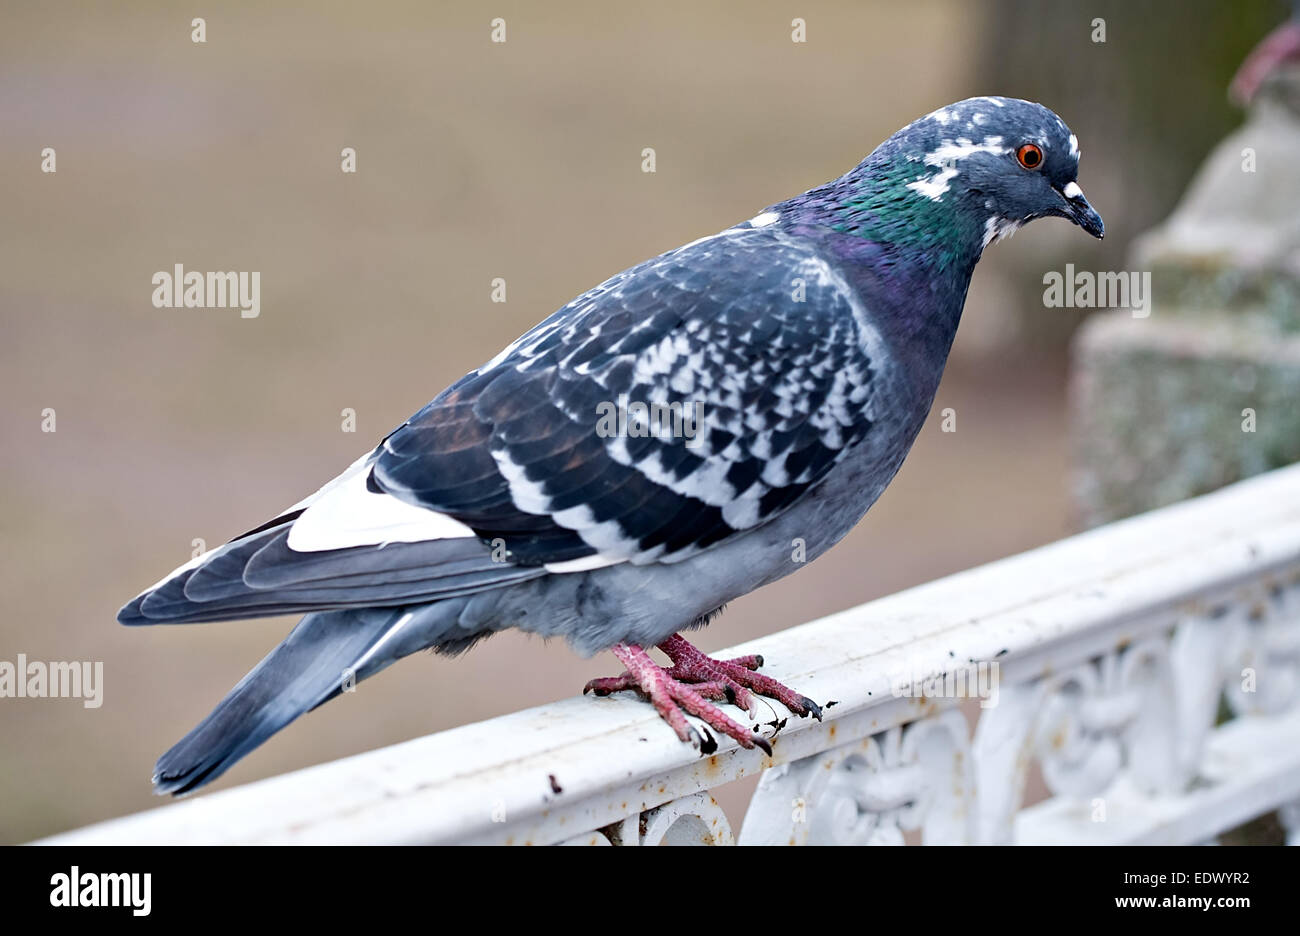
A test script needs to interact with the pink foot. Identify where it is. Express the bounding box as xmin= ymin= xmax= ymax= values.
xmin=659 ymin=634 xmax=823 ymax=721
xmin=583 ymin=634 xmax=822 ymax=755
